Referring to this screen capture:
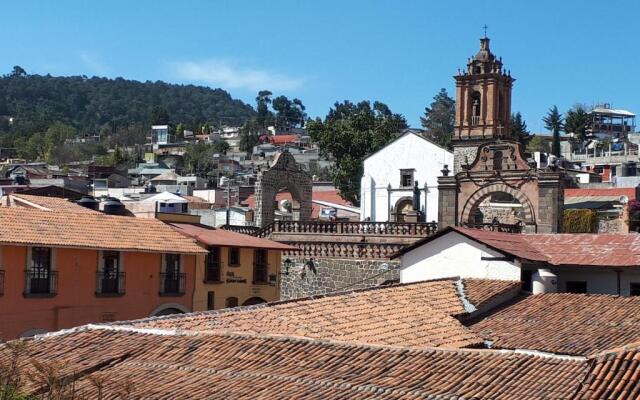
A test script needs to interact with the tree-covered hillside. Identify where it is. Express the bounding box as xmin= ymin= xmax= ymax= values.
xmin=0 ymin=67 xmax=256 ymax=141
